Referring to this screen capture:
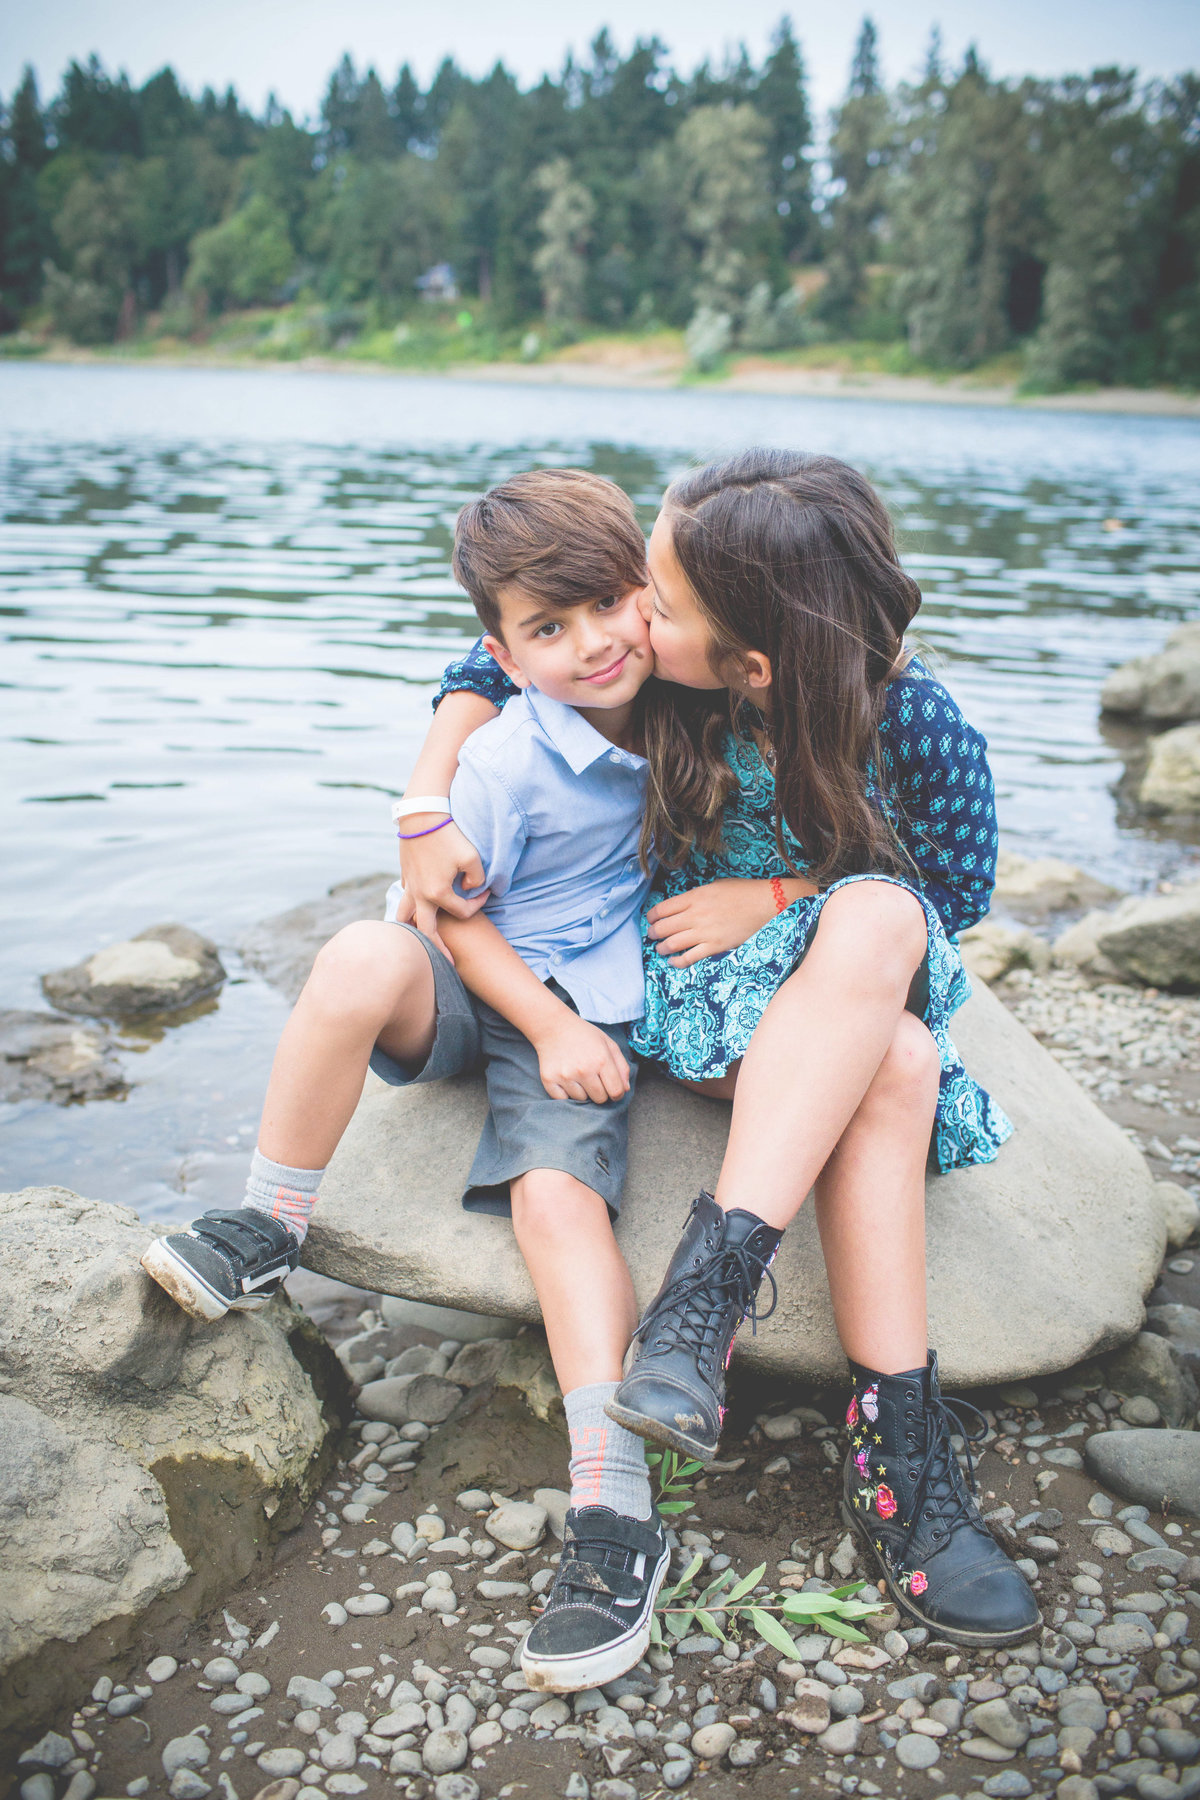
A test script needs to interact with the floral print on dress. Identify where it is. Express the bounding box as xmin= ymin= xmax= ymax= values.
xmin=631 ymin=719 xmax=1012 ymax=1173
